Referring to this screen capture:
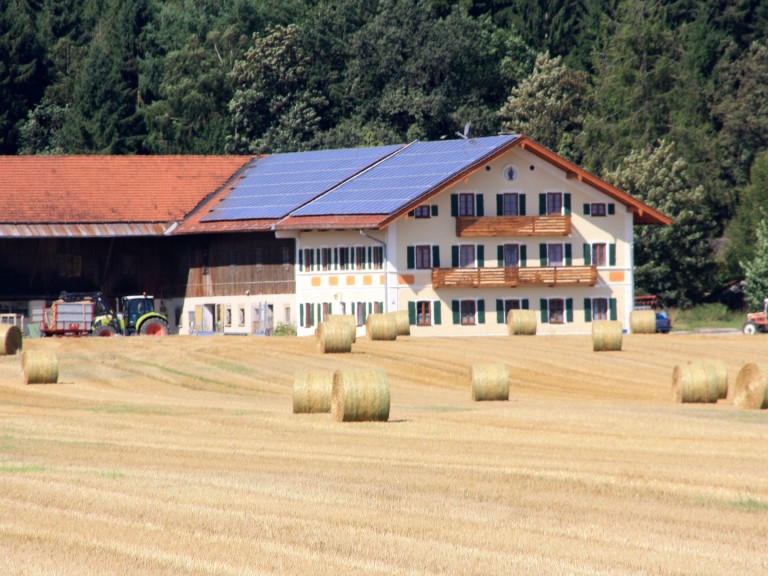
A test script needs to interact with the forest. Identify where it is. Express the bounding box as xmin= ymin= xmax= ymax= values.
xmin=2 ymin=0 xmax=768 ymax=308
